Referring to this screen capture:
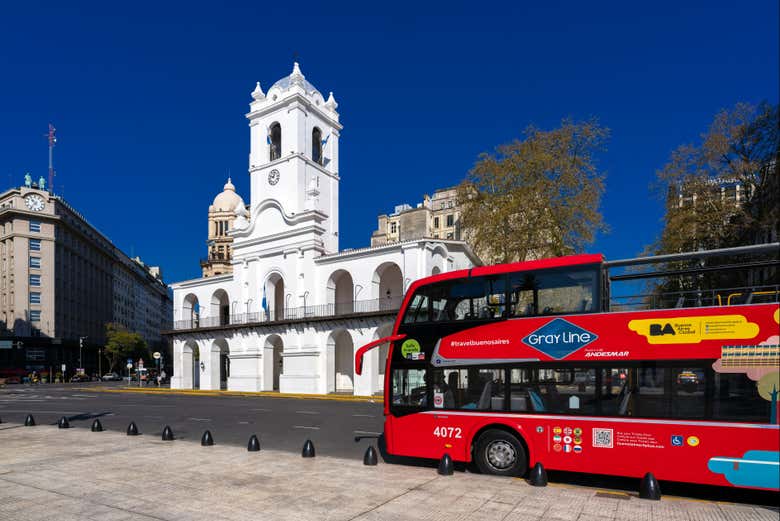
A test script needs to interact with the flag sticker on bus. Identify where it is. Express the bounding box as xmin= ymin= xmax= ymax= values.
xmin=521 ymin=318 xmax=598 ymax=359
